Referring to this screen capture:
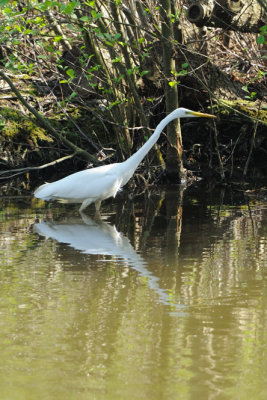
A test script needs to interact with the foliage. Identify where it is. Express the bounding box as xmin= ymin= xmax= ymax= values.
xmin=0 ymin=2 xmax=157 ymax=152
xmin=0 ymin=0 xmax=266 ymax=179
xmin=257 ymin=25 xmax=267 ymax=45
